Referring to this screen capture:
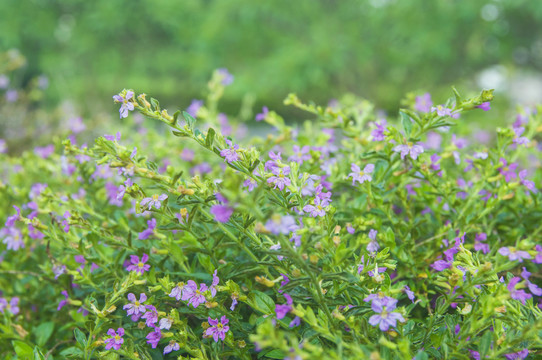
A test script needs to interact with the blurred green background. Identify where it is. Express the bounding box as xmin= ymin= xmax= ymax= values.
xmin=1 ymin=0 xmax=542 ymax=148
